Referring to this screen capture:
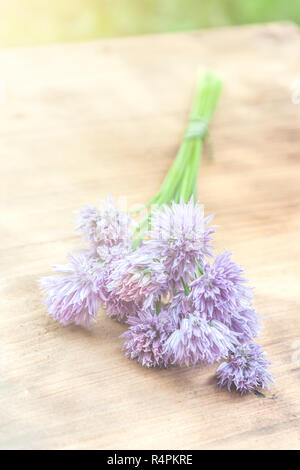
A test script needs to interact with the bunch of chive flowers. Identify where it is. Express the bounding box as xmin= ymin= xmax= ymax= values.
xmin=39 ymin=70 xmax=273 ymax=394
xmin=40 ymin=197 xmax=273 ymax=395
